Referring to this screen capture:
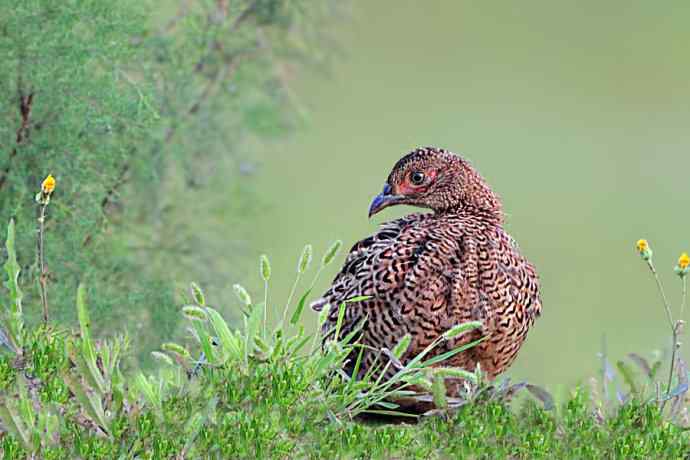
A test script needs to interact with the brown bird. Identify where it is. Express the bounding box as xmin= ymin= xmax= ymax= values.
xmin=311 ymin=147 xmax=542 ymax=396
